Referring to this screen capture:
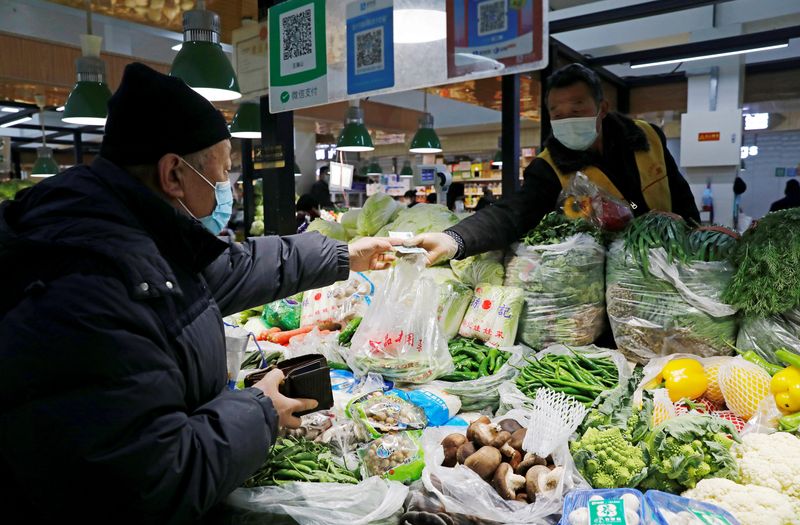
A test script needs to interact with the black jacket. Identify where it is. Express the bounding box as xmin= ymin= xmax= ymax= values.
xmin=0 ymin=158 xmax=349 ymax=524
xmin=448 ymin=113 xmax=700 ymax=257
